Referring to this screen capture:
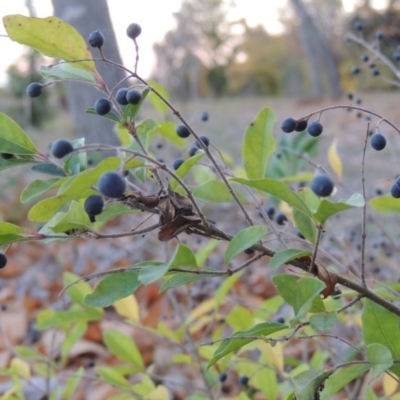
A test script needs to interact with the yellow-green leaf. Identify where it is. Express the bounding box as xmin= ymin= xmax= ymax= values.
xmin=3 ymin=15 xmax=97 ymax=75
xmin=327 ymin=139 xmax=342 ymax=179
